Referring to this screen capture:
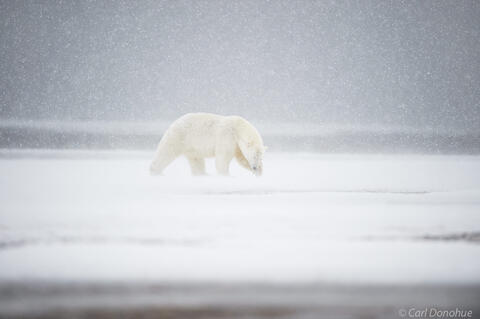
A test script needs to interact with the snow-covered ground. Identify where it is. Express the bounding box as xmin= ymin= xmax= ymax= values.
xmin=1 ymin=150 xmax=480 ymax=316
